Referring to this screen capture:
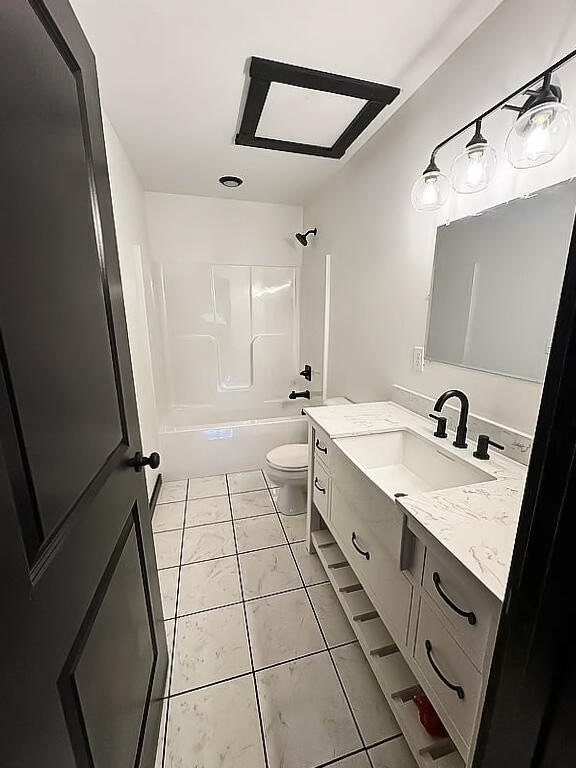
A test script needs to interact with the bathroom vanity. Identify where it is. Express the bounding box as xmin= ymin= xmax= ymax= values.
xmin=305 ymin=401 xmax=526 ymax=768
